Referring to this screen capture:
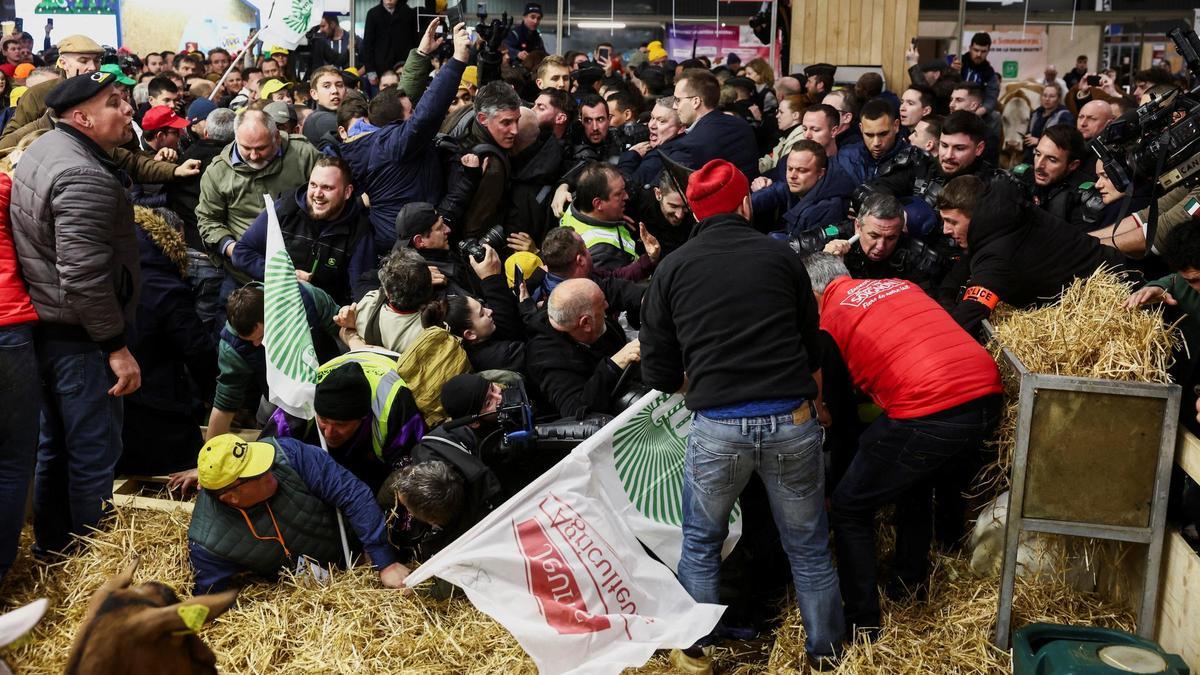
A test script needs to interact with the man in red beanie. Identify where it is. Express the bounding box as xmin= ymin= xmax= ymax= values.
xmin=641 ymin=159 xmax=845 ymax=672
